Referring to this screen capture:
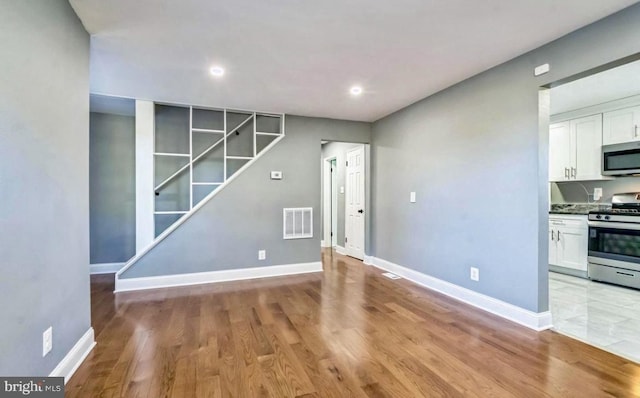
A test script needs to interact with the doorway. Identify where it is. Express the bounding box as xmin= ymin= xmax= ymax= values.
xmin=543 ymin=57 xmax=640 ymax=363
xmin=321 ymin=141 xmax=368 ymax=260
